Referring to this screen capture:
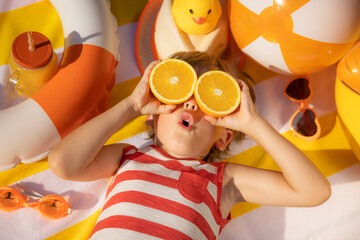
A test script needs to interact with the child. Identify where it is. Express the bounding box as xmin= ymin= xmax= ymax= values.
xmin=49 ymin=51 xmax=331 ymax=240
